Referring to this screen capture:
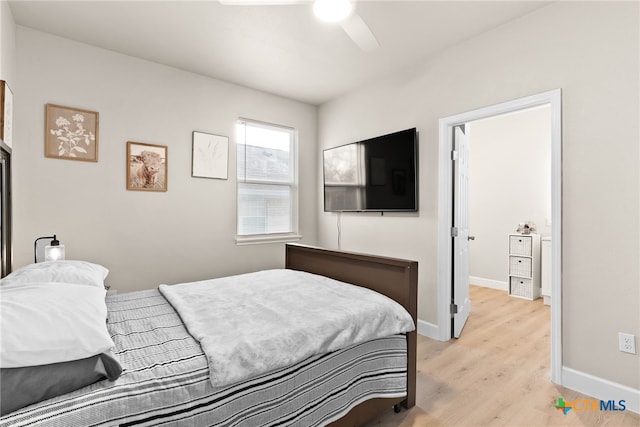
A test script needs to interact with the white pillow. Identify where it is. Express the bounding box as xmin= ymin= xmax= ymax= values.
xmin=0 ymin=283 xmax=115 ymax=368
xmin=0 ymin=260 xmax=109 ymax=288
